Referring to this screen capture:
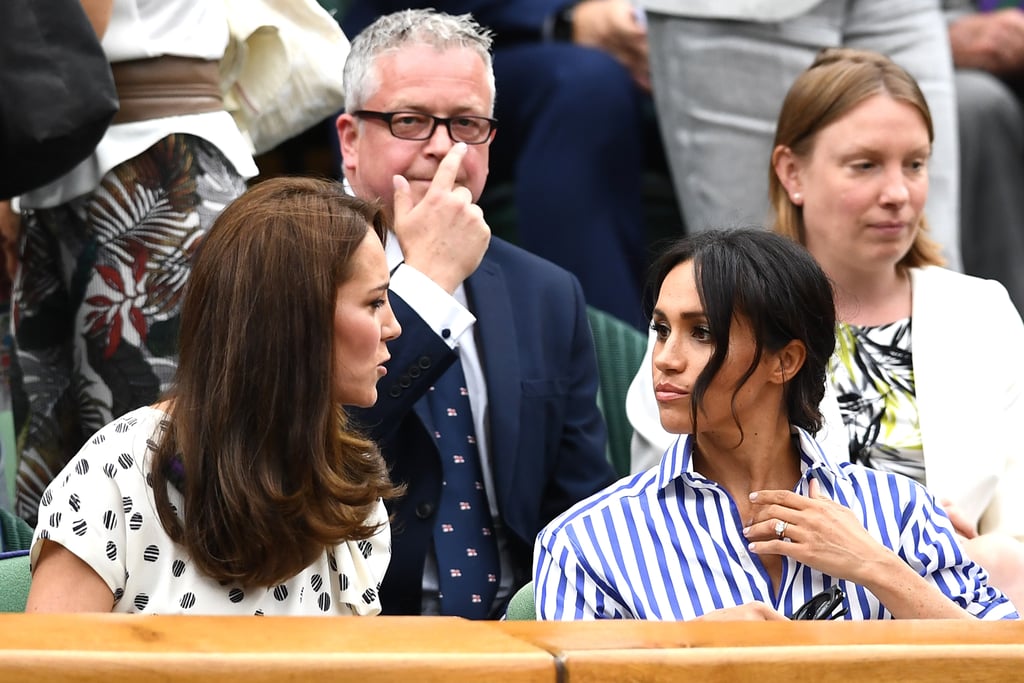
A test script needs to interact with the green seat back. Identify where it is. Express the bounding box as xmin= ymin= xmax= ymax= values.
xmin=0 ymin=552 xmax=30 ymax=612
xmin=504 ymin=580 xmax=535 ymax=620
xmin=586 ymin=306 xmax=647 ymax=478
xmin=1 ymin=508 xmax=34 ymax=553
